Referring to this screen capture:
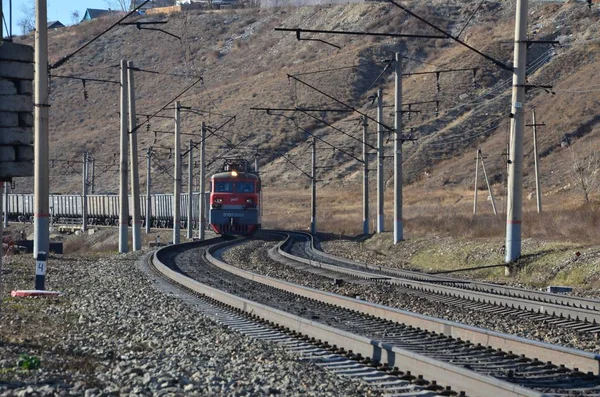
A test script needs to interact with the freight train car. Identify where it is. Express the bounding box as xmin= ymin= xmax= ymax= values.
xmin=4 ymin=193 xmax=208 ymax=229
